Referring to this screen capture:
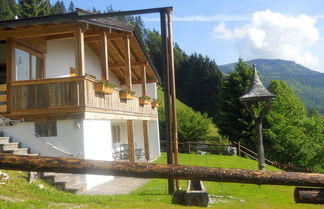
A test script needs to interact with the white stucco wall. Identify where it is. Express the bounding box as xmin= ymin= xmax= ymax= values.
xmin=84 ymin=45 xmax=101 ymax=80
xmin=132 ymin=84 xmax=142 ymax=97
xmin=149 ymin=120 xmax=160 ymax=159
xmin=131 ymin=83 xmax=157 ymax=99
xmin=0 ymin=119 xmax=115 ymax=189
xmin=147 ymin=83 xmax=157 ymax=99
xmin=45 ymin=39 xmax=121 ymax=87
xmin=83 ymin=119 xmax=113 ymax=189
xmin=46 ymin=39 xmax=75 ymax=78
xmin=0 ymin=120 xmax=84 ymax=157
